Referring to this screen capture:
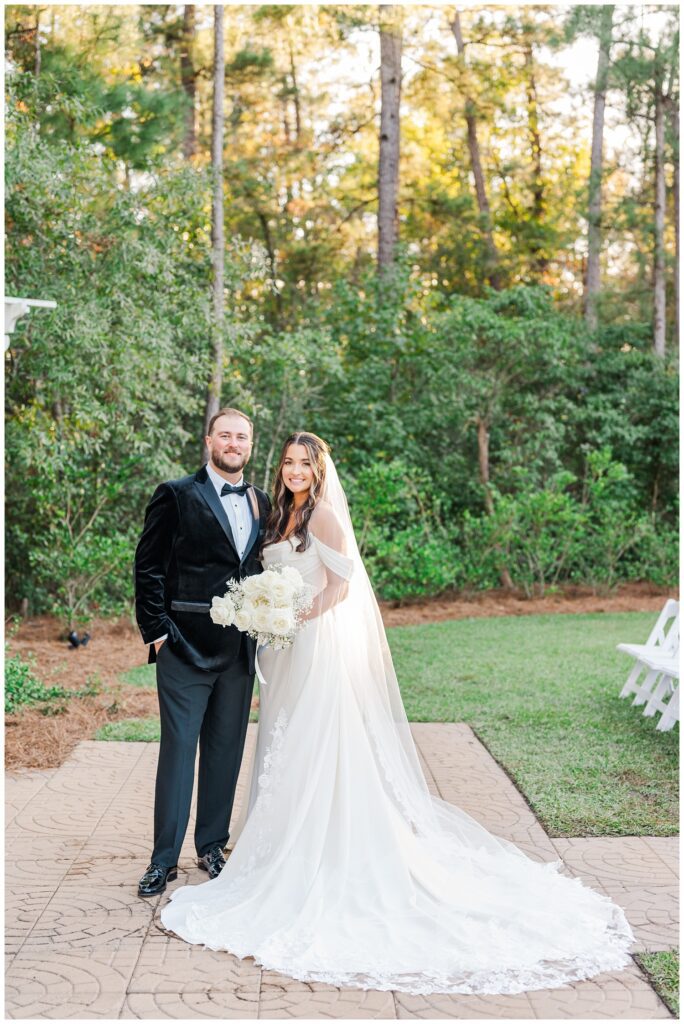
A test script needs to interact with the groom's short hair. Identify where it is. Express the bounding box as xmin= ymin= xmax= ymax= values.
xmin=207 ymin=407 xmax=253 ymax=436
